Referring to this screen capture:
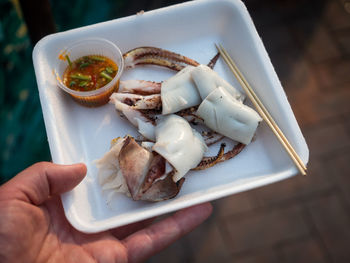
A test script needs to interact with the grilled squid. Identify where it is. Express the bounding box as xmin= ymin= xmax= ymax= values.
xmin=191 ymin=64 xmax=245 ymax=101
xmin=96 ymin=115 xmax=207 ymax=201
xmin=96 ymin=136 xmax=184 ymax=201
xmin=109 ymin=96 xmax=156 ymax=140
xmin=152 ymin=115 xmax=208 ymax=182
xmin=197 ymin=87 xmax=262 ymax=144
xmin=123 ymin=46 xmax=200 ymax=71
xmin=111 ymin=65 xmax=245 ymax=115
xmin=96 ymin=46 xmax=261 ymax=202
xmin=161 ymin=66 xmax=201 ymax=114
xmin=119 ymin=80 xmax=161 ymax=95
